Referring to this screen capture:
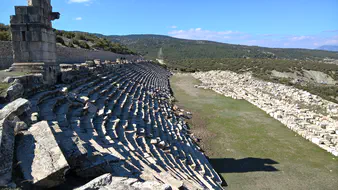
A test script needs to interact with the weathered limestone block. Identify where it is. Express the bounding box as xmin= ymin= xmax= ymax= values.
xmin=2 ymin=77 xmax=15 ymax=84
xmin=31 ymin=112 xmax=39 ymax=123
xmin=85 ymin=102 xmax=98 ymax=113
xmin=85 ymin=60 xmax=95 ymax=67
xmin=0 ymin=119 xmax=15 ymax=186
xmin=9 ymin=115 xmax=28 ymax=135
xmin=16 ymin=121 xmax=70 ymax=188
xmin=94 ymin=59 xmax=101 ymax=65
xmin=14 ymin=120 xmax=28 ymax=134
xmin=104 ymin=60 xmax=111 ymax=64
xmin=51 ymin=130 xmax=89 ymax=169
xmin=15 ymin=74 xmax=44 ymax=88
xmin=0 ymin=98 xmax=31 ymax=120
xmin=60 ymin=70 xmax=76 ymax=83
xmin=79 ymin=96 xmax=89 ymax=104
xmin=5 ymin=81 xmax=24 ymax=102
xmin=0 ymin=98 xmax=31 ymax=186
xmin=75 ymin=173 xmax=171 ymax=190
